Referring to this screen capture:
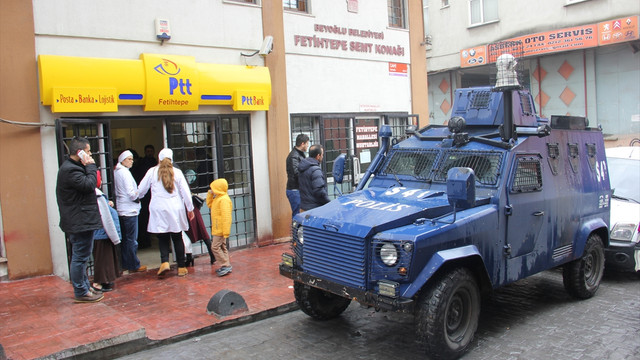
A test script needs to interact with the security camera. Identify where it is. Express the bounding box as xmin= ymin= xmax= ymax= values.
xmin=259 ymin=36 xmax=273 ymax=56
